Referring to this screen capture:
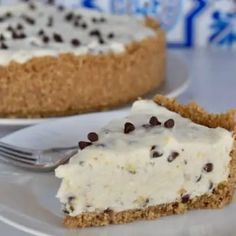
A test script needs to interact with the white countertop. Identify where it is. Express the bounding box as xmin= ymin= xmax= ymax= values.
xmin=0 ymin=48 xmax=235 ymax=235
